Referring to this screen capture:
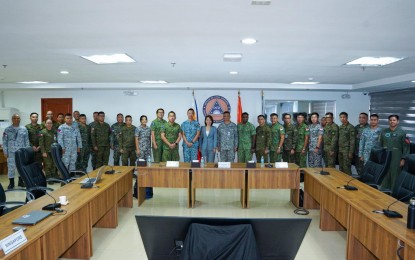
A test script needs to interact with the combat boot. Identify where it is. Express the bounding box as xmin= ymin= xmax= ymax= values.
xmin=7 ymin=178 xmax=15 ymax=189
xmin=18 ymin=177 xmax=25 ymax=187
